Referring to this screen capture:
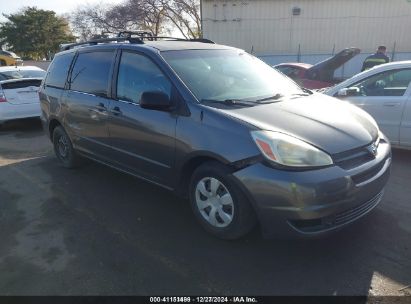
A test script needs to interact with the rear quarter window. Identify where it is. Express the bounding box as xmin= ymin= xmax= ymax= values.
xmin=45 ymin=52 xmax=75 ymax=89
